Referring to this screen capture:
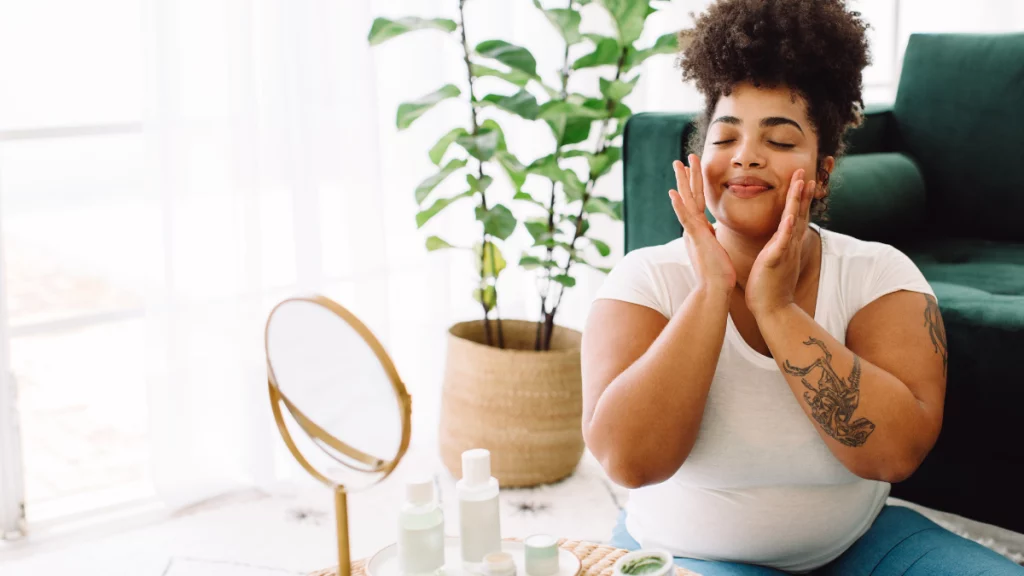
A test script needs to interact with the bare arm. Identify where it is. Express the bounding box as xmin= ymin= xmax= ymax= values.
xmin=754 ymin=291 xmax=947 ymax=482
xmin=581 ymin=286 xmax=732 ymax=489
